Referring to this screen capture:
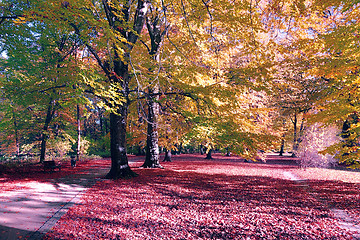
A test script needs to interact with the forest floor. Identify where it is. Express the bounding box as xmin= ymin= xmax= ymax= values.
xmin=1 ymin=153 xmax=360 ymax=239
